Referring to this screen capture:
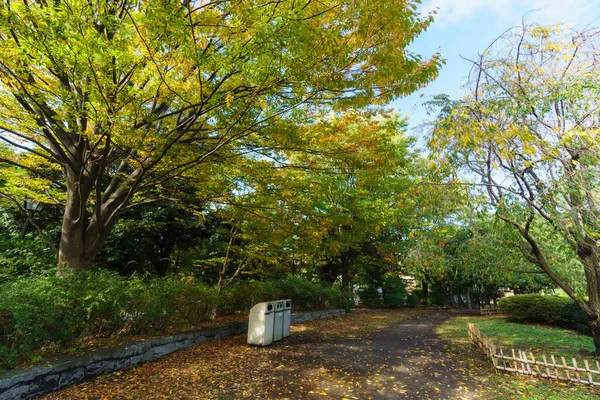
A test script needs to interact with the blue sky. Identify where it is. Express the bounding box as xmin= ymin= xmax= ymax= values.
xmin=392 ymin=0 xmax=600 ymax=134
